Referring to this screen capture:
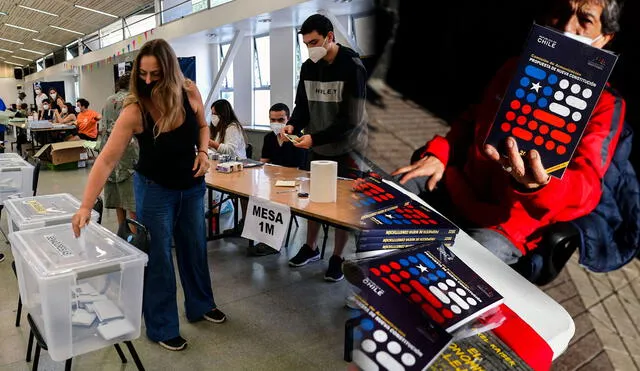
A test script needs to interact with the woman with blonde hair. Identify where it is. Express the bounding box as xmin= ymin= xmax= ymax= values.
xmin=72 ymin=39 xmax=226 ymax=351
